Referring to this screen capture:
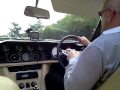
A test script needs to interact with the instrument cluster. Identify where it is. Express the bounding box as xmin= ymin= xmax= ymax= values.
xmin=0 ymin=40 xmax=83 ymax=64
xmin=0 ymin=41 xmax=55 ymax=63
